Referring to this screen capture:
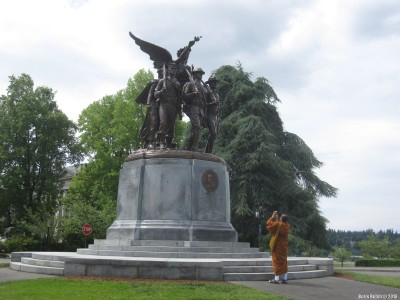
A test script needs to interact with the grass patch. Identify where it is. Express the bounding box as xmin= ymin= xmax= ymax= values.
xmin=337 ymin=271 xmax=400 ymax=288
xmin=0 ymin=263 xmax=10 ymax=268
xmin=0 ymin=277 xmax=288 ymax=300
